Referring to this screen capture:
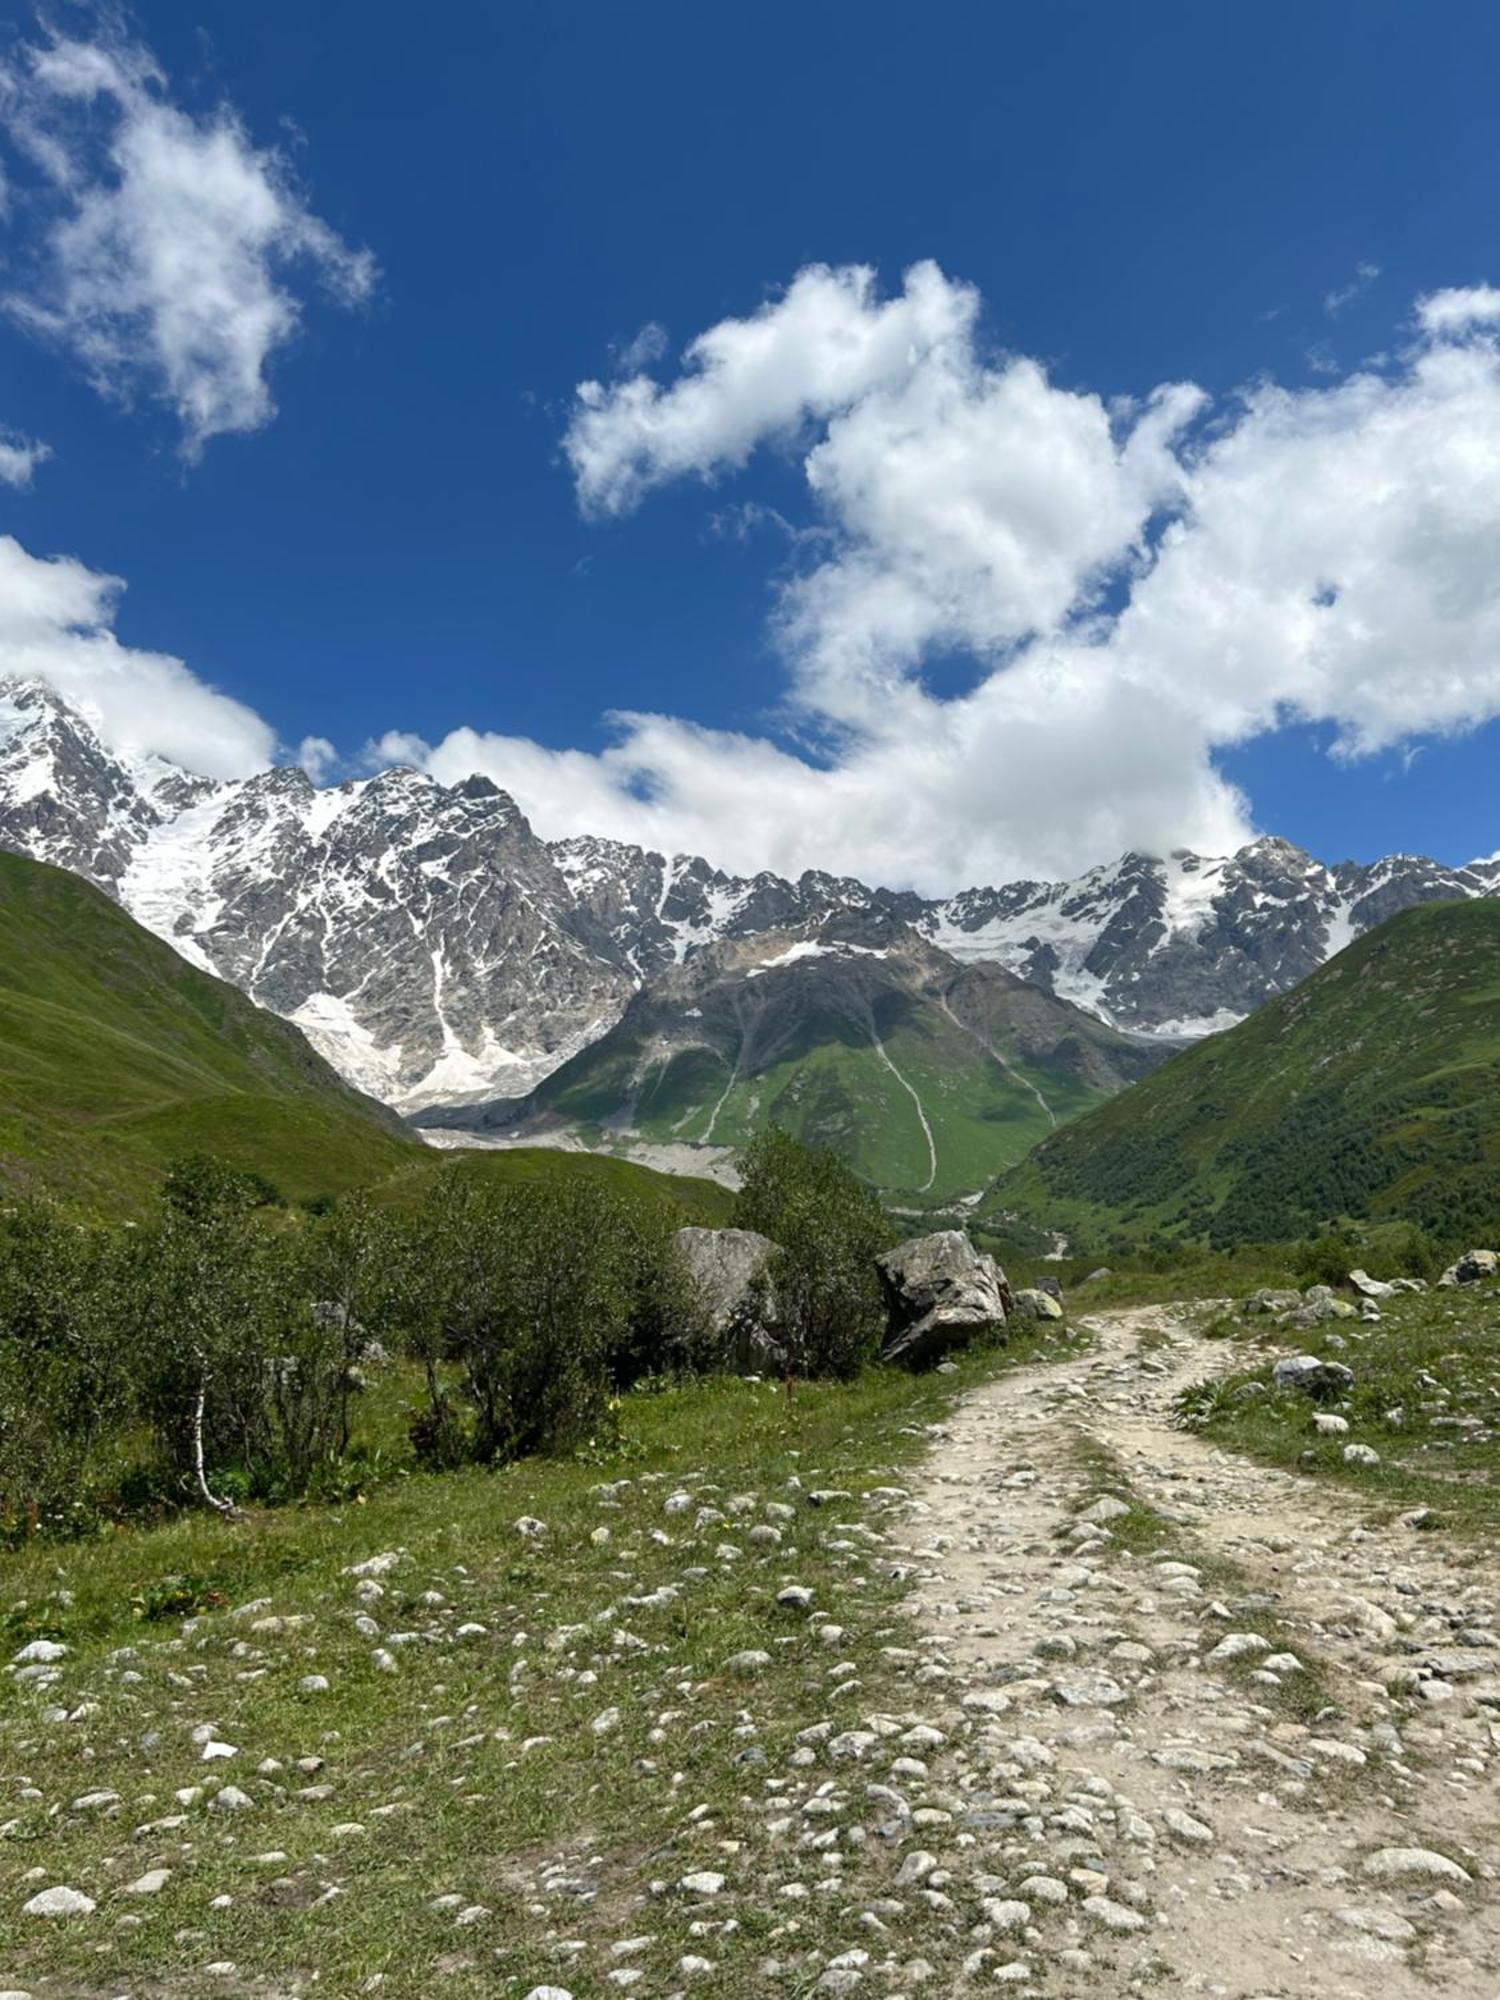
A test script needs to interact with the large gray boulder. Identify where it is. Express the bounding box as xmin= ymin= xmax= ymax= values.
xmin=1347 ymin=1268 xmax=1396 ymax=1300
xmin=1245 ymin=1288 xmax=1303 ymax=1317
xmin=876 ymin=1230 xmax=1009 ymax=1368
xmin=673 ymin=1226 xmax=787 ymax=1375
xmin=1285 ymin=1285 xmax=1357 ymax=1329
